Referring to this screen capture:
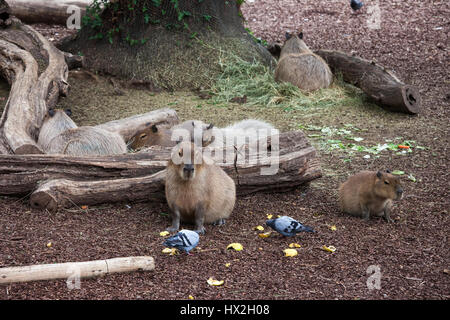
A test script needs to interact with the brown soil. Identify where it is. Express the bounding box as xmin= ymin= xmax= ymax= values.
xmin=0 ymin=0 xmax=449 ymax=300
